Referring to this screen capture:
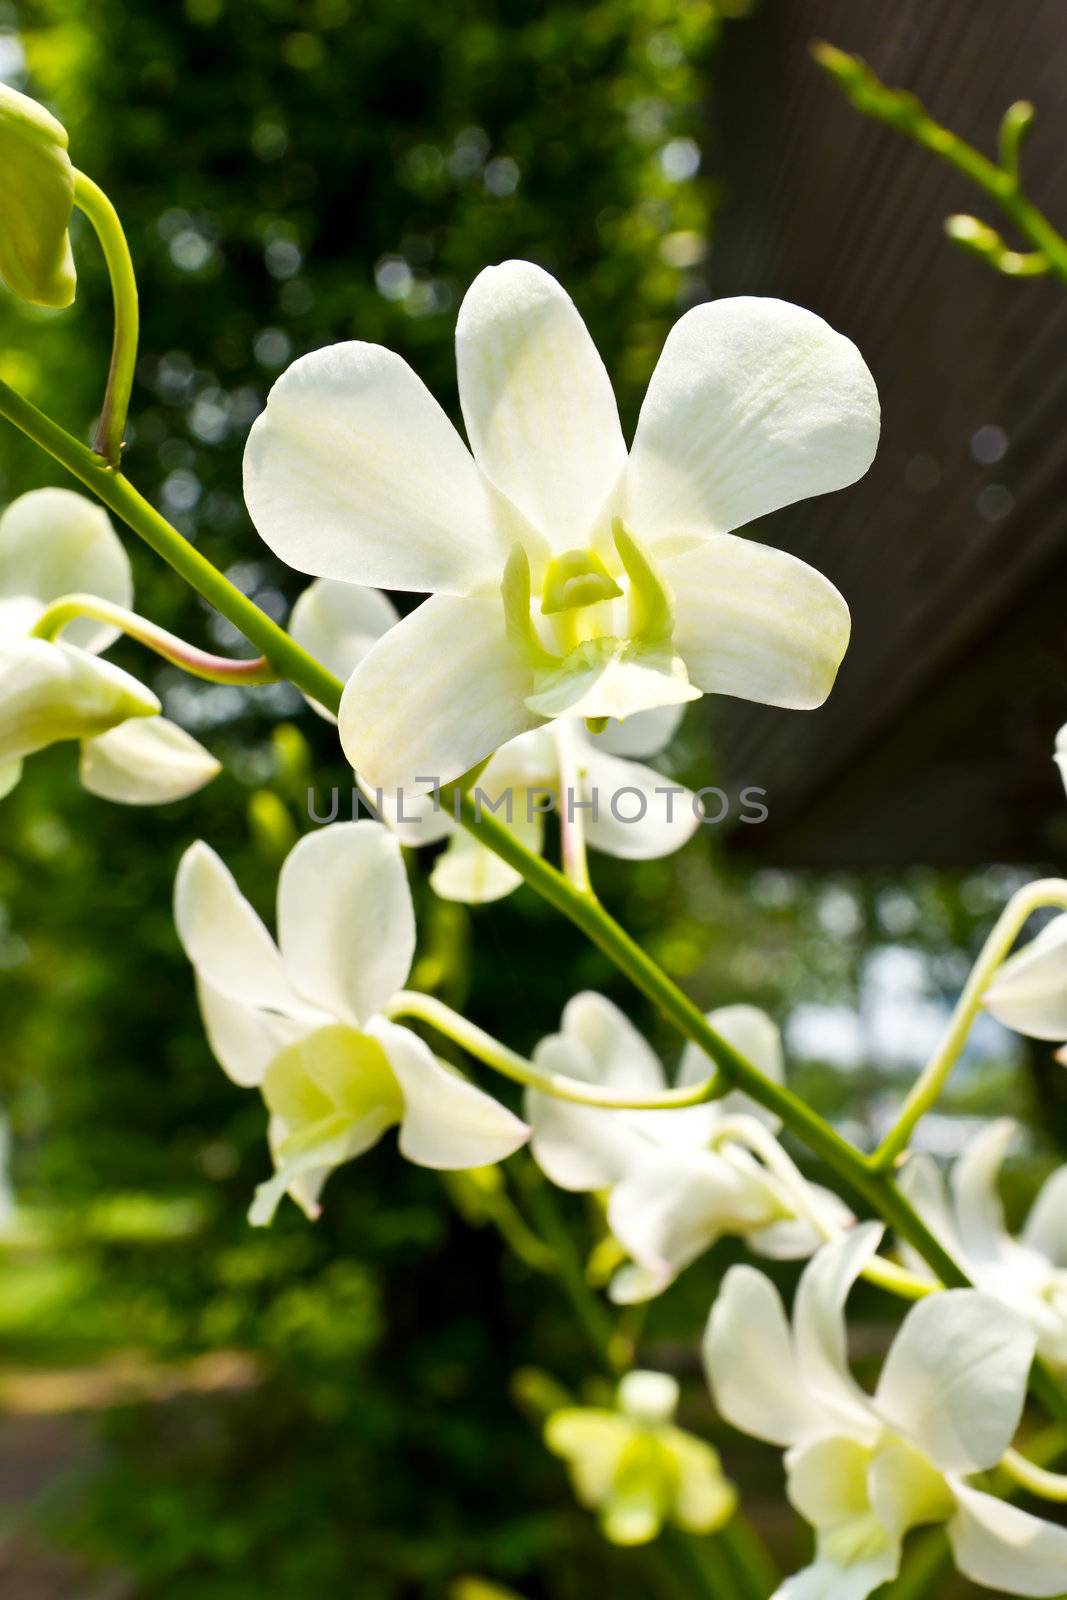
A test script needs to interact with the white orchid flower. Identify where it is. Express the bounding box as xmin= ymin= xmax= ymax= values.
xmin=527 ymin=993 xmax=850 ymax=1302
xmin=704 ymin=1226 xmax=1067 ymax=1599
xmin=544 ymin=1369 xmax=736 ymax=1546
xmin=244 ymin=261 xmax=879 ymax=793
xmin=1054 ymin=723 xmax=1067 ymax=795
xmin=899 ymin=1119 xmax=1067 ymax=1370
xmin=983 ymin=912 xmax=1067 ymax=1060
xmin=174 ymin=820 xmax=529 ymax=1225
xmin=289 ymin=575 xmax=697 ymax=899
xmin=0 ymin=488 xmax=219 ymax=803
